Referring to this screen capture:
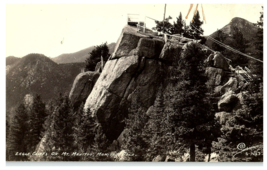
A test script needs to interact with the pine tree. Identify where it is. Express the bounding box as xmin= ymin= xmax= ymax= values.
xmin=188 ymin=11 xmax=204 ymax=40
xmin=27 ymin=94 xmax=47 ymax=153
xmin=85 ymin=42 xmax=109 ymax=71
xmin=142 ymin=88 xmax=170 ymax=161
xmin=153 ymin=16 xmax=174 ymax=34
xmin=44 ymin=95 xmax=76 ymax=161
xmin=72 ymin=105 xmax=97 ymax=161
xmin=173 ymin=12 xmax=184 ymax=35
xmin=121 ymin=102 xmax=148 ymax=161
xmin=91 ymin=124 xmax=111 ymax=161
xmin=169 ymin=42 xmax=221 ymax=162
xmin=250 ymin=6 xmax=263 ymax=77
xmin=7 ymin=104 xmax=29 ymax=161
